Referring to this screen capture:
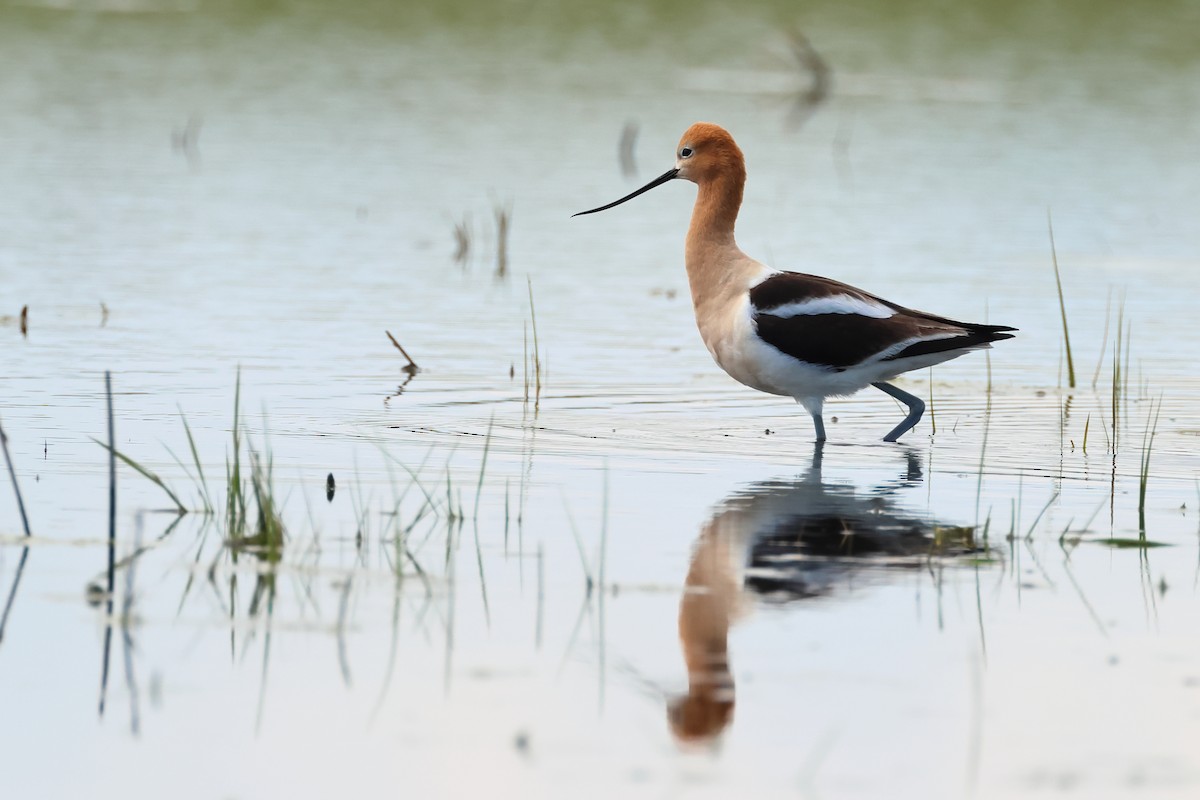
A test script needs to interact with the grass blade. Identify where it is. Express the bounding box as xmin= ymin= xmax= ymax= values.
xmin=1138 ymin=395 xmax=1163 ymax=534
xmin=1047 ymin=211 xmax=1075 ymax=388
xmin=91 ymin=438 xmax=187 ymax=514
xmin=180 ymin=408 xmax=213 ymax=513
